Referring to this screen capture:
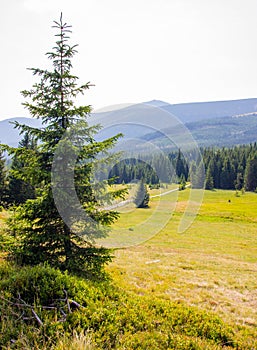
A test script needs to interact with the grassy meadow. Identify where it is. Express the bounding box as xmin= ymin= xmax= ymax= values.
xmin=107 ymin=188 xmax=257 ymax=336
xmin=0 ymin=187 xmax=257 ymax=349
